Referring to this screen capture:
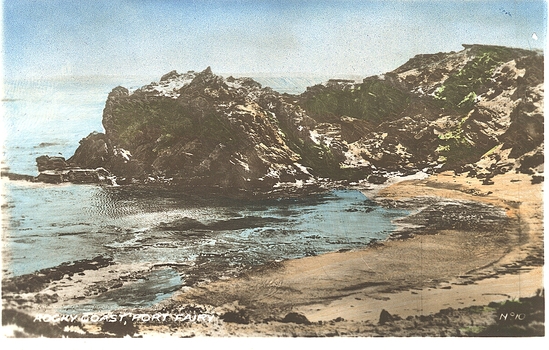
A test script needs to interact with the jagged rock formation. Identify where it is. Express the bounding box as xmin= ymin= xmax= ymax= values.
xmin=40 ymin=44 xmax=543 ymax=192
xmin=69 ymin=67 xmax=319 ymax=191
